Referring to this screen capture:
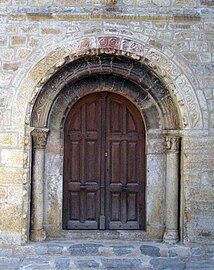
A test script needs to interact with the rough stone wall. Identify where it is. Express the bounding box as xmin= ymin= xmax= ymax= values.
xmin=0 ymin=0 xmax=213 ymax=244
